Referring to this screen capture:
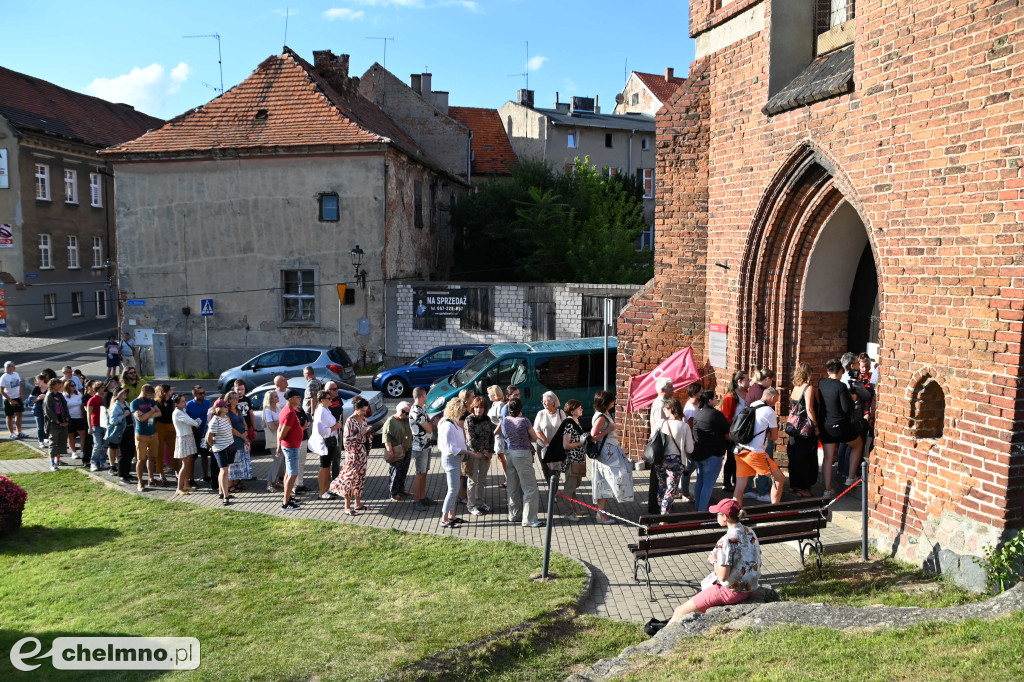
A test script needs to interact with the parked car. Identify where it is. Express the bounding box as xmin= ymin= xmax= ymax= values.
xmin=372 ymin=344 xmax=487 ymax=398
xmin=218 ymin=346 xmax=355 ymax=393
xmin=425 ymin=338 xmax=617 ymax=423
xmin=247 ymin=377 xmax=388 ymax=449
